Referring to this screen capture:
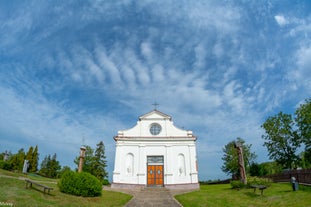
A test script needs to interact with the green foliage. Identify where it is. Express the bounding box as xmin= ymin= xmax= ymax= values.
xmin=92 ymin=141 xmax=108 ymax=181
xmin=30 ymin=145 xmax=39 ymax=172
xmin=9 ymin=148 xmax=25 ymax=172
xmin=230 ymin=180 xmax=245 ymax=189
xmin=295 ymin=99 xmax=311 ymax=148
xmin=25 ymin=146 xmax=39 ymax=173
xmin=300 ymin=150 xmax=311 ymax=168
xmin=262 ymin=112 xmax=301 ymax=169
xmin=25 ymin=146 xmax=33 ymax=171
xmin=296 ymin=99 xmax=311 ymax=167
xmin=58 ymin=166 xmax=72 ymax=178
xmin=261 ymin=161 xmax=283 ymax=175
xmin=247 ymin=176 xmax=272 ymax=187
xmin=39 ymin=153 xmax=61 ymax=178
xmin=221 ymin=137 xmax=257 ymax=177
xmin=262 ymin=99 xmax=311 ymax=169
xmin=58 ymin=171 xmax=102 ymax=197
xmin=74 ymin=141 xmax=108 ymax=184
xmin=2 ymin=146 xmax=39 ymax=172
xmin=0 ymin=160 xmax=11 ymax=170
xmin=249 ymin=162 xmax=282 ymax=176
xmin=74 ymin=145 xmax=94 ymax=172
xmin=102 ymin=179 xmax=110 ymax=185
